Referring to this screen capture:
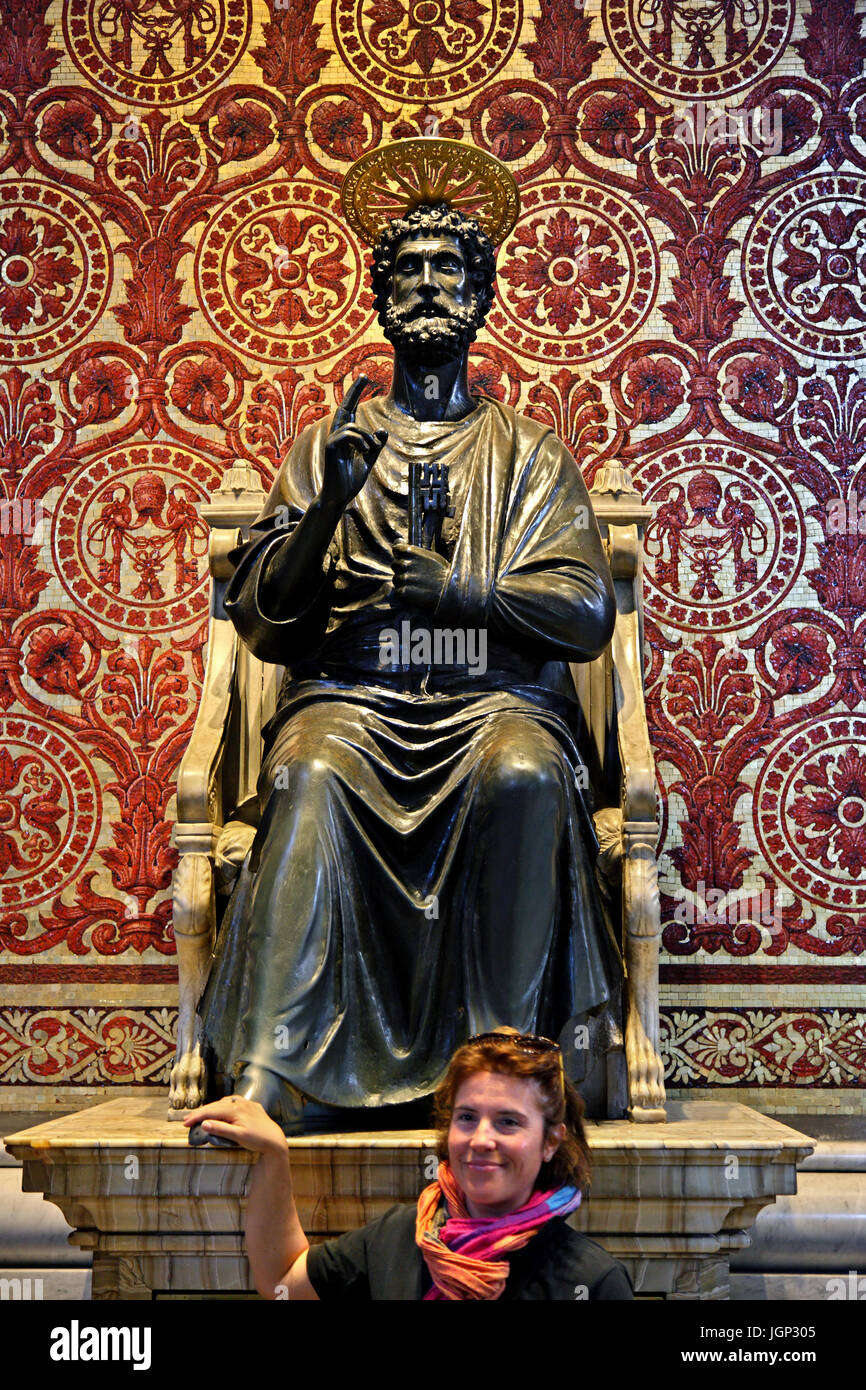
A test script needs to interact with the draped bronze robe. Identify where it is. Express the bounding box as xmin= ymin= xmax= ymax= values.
xmin=200 ymin=395 xmax=621 ymax=1108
